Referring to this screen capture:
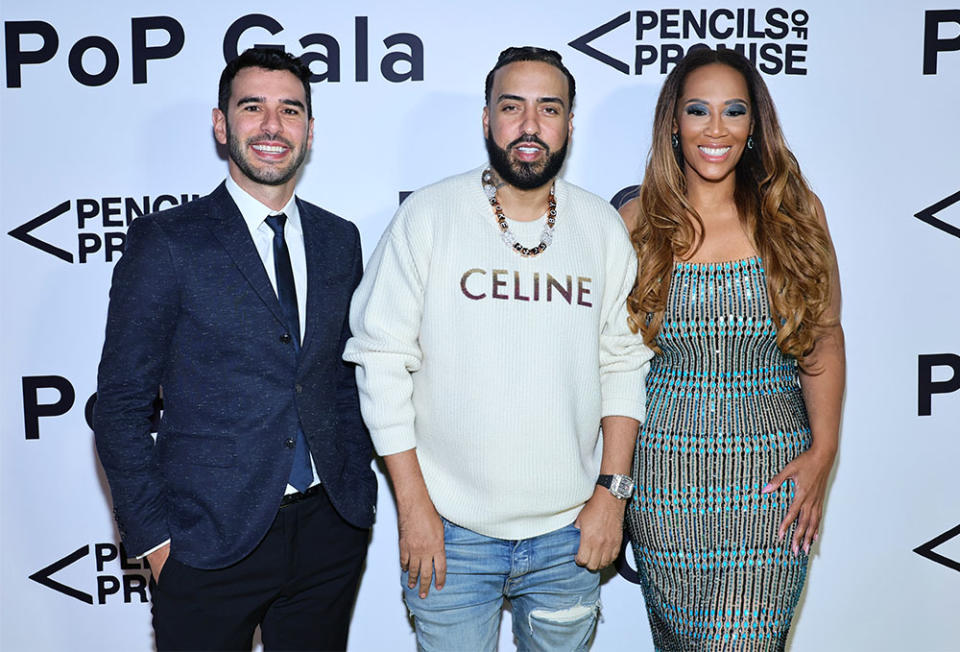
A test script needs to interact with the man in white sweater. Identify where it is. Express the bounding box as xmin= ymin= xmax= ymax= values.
xmin=344 ymin=46 xmax=652 ymax=651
